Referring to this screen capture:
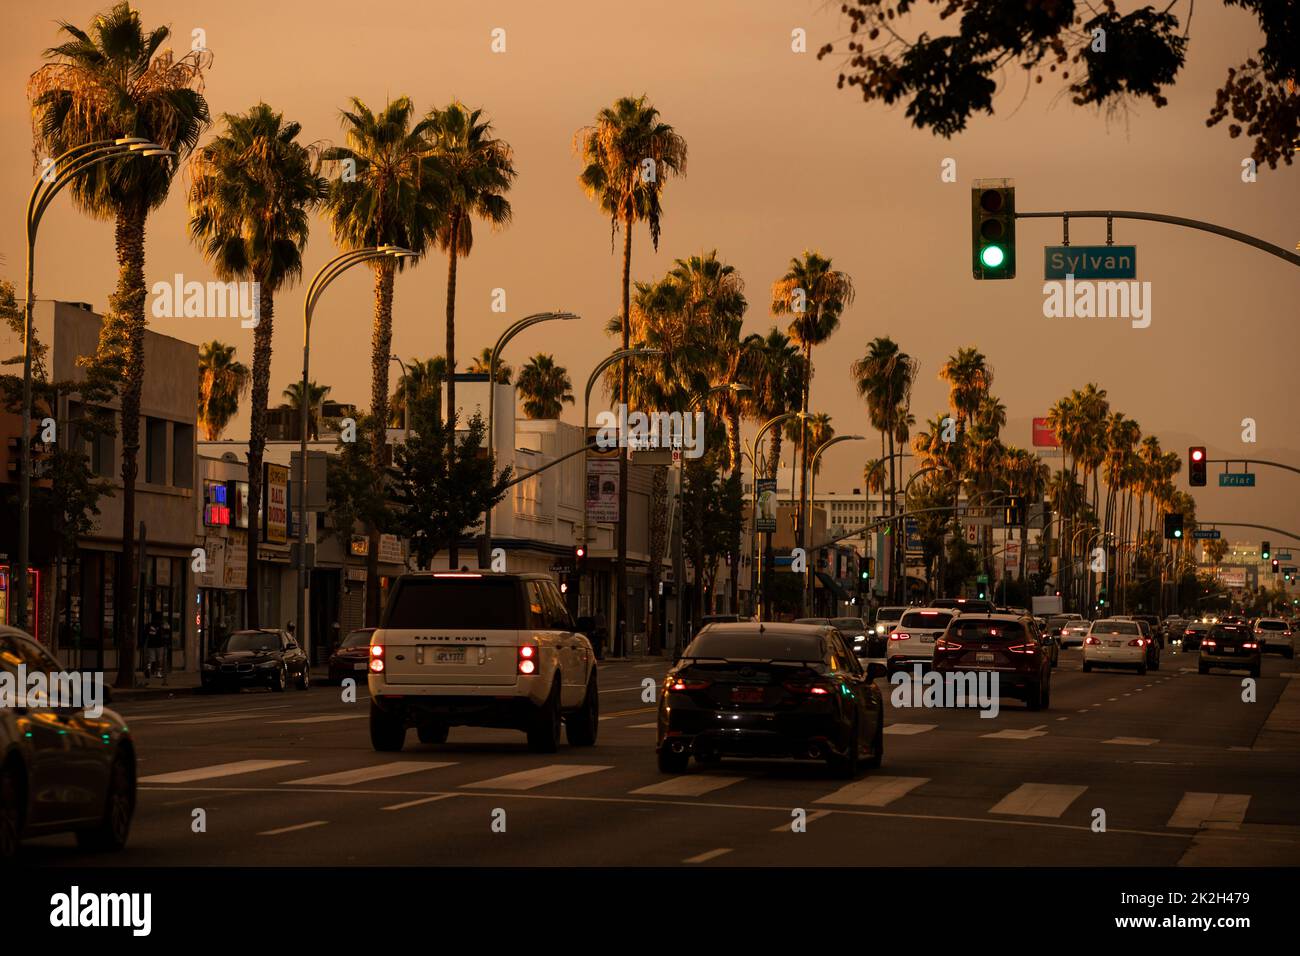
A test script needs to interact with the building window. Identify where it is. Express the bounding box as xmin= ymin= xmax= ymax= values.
xmin=145 ymin=417 xmax=167 ymax=484
xmin=173 ymin=423 xmax=194 ymax=489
